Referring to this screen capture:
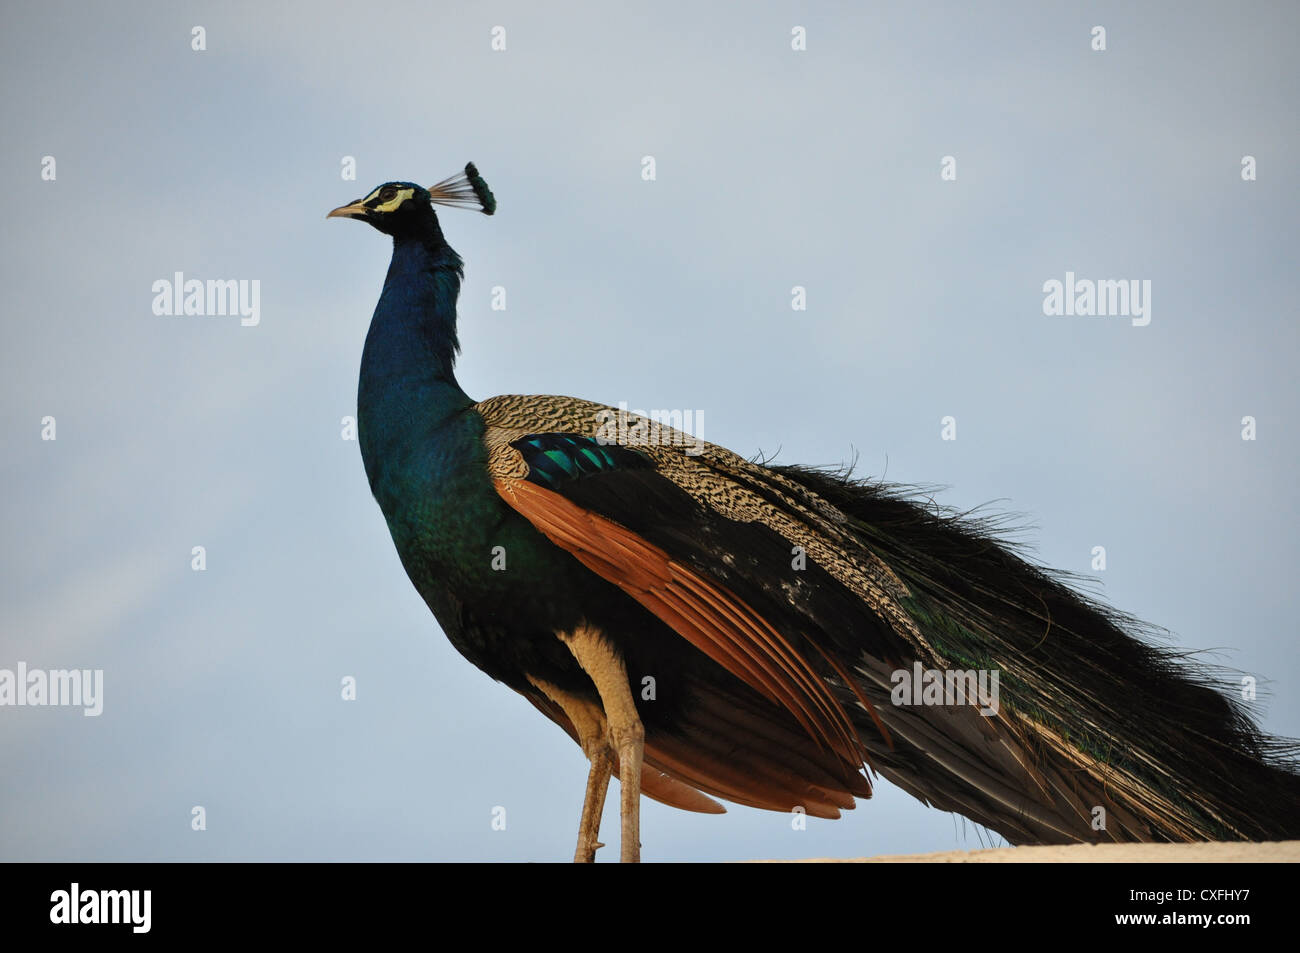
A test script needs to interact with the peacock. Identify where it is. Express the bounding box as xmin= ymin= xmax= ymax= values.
xmin=329 ymin=163 xmax=1300 ymax=862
